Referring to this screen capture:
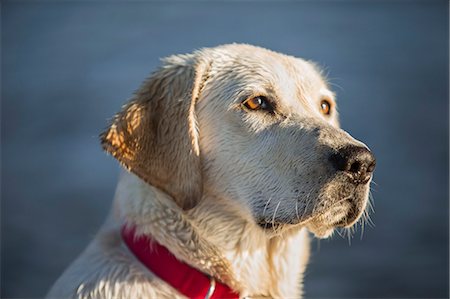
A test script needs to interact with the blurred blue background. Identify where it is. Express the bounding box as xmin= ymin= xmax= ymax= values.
xmin=2 ymin=1 xmax=448 ymax=298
